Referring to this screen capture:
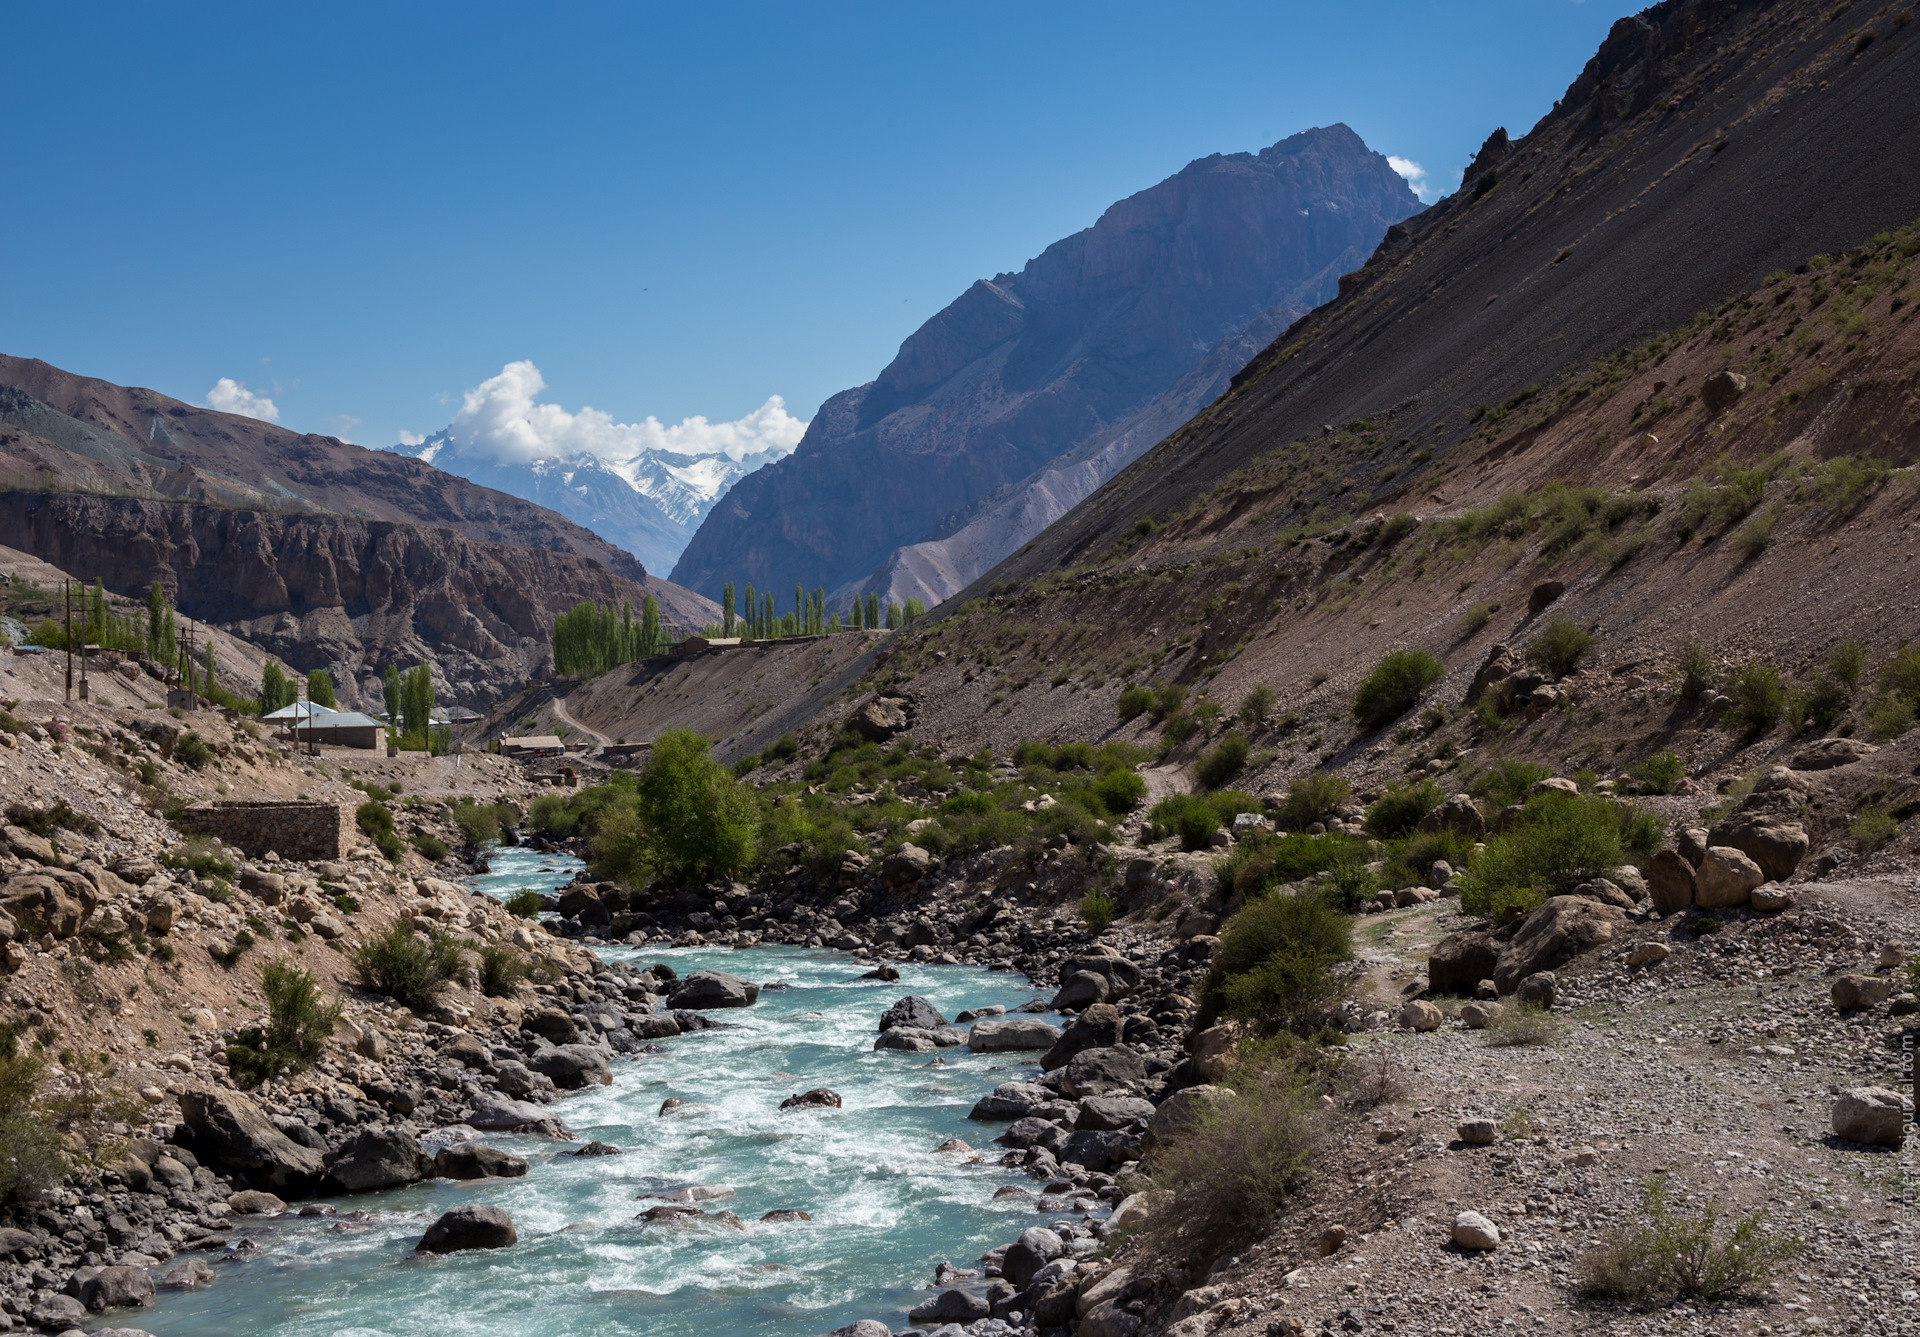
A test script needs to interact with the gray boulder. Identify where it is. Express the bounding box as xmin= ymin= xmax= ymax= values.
xmin=77 ymin=1264 xmax=155 ymax=1311
xmin=1060 ymin=954 xmax=1142 ymax=998
xmin=1062 ymin=1128 xmax=1141 ymax=1172
xmin=416 ymin=1204 xmax=517 ymax=1253
xmin=1706 ymin=813 xmax=1809 ymax=883
xmin=29 ymin=1294 xmax=90 ymax=1329
xmin=874 ymin=1027 xmax=940 ymax=1052
xmin=433 ymin=1142 xmax=530 ymax=1179
xmin=1075 ymin=1095 xmax=1156 ymax=1131
xmin=667 ymin=970 xmax=759 ymax=1009
xmin=1000 ymin=1226 xmax=1065 ymax=1288
xmin=1793 ymin=737 xmax=1878 ymax=770
xmin=1061 ymin=1046 xmax=1147 ymax=1098
xmin=530 ymin=1043 xmax=612 ymax=1088
xmin=968 ymin=1082 xmax=1050 ymax=1121
xmin=967 ymin=1018 xmax=1061 ymax=1052
xmin=1492 ymin=897 xmax=1624 ymax=994
xmin=1695 ymin=846 xmax=1765 ymax=909
xmin=176 ymin=1087 xmax=325 ymax=1194
xmin=1427 ymin=928 xmax=1501 ymax=996
xmin=1041 ymin=1003 xmax=1124 ymax=1071
xmin=1831 ymin=1086 xmax=1909 ymax=1146
xmin=907 ymin=1289 xmax=990 ymax=1323
xmin=325 ymin=1126 xmax=429 ymax=1193
xmin=1418 ymin=793 xmax=1486 ymax=839
xmin=1646 ymin=848 xmax=1695 ymax=916
xmin=1049 ymin=970 xmax=1110 ymax=1010
xmin=878 ymin=995 xmax=947 ymax=1031
xmin=466 ymin=1091 xmax=570 ymax=1136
